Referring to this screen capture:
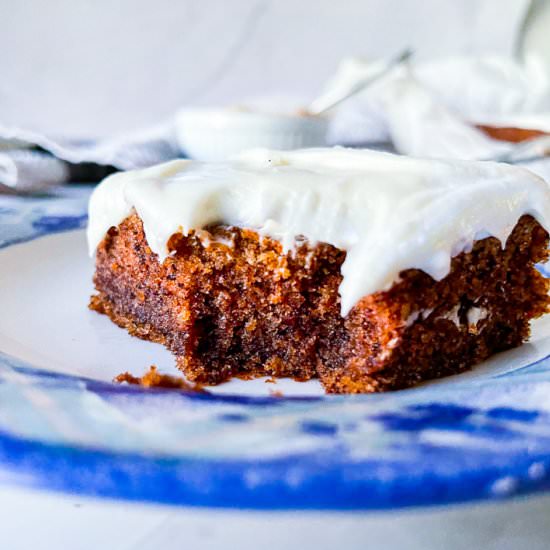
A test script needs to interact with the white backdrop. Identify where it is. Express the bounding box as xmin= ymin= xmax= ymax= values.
xmin=0 ymin=0 xmax=530 ymax=137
